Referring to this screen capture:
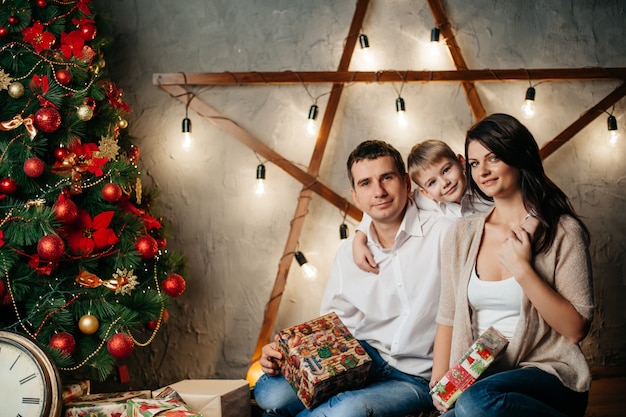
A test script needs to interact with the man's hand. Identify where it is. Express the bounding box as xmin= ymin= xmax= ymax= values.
xmin=260 ymin=335 xmax=283 ymax=376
